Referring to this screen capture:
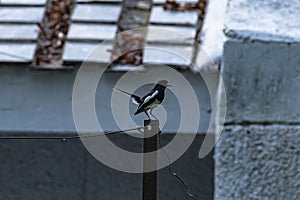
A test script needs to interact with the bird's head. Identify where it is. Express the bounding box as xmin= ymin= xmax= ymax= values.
xmin=157 ymin=80 xmax=171 ymax=87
